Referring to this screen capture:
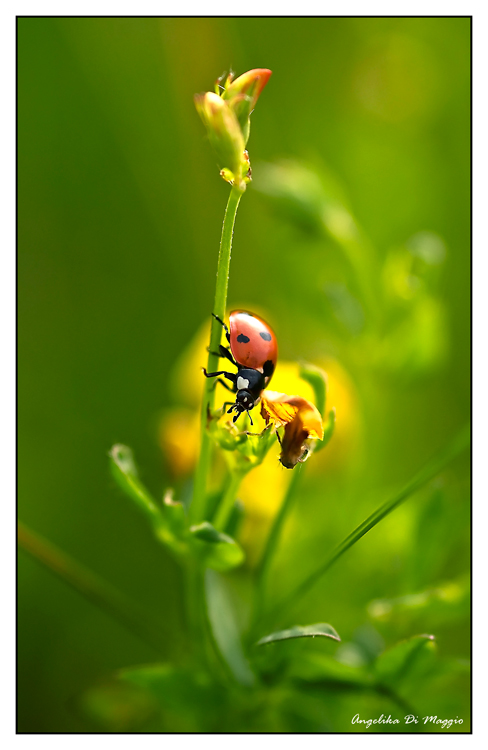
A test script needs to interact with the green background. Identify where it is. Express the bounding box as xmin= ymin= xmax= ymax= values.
xmin=18 ymin=17 xmax=470 ymax=732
